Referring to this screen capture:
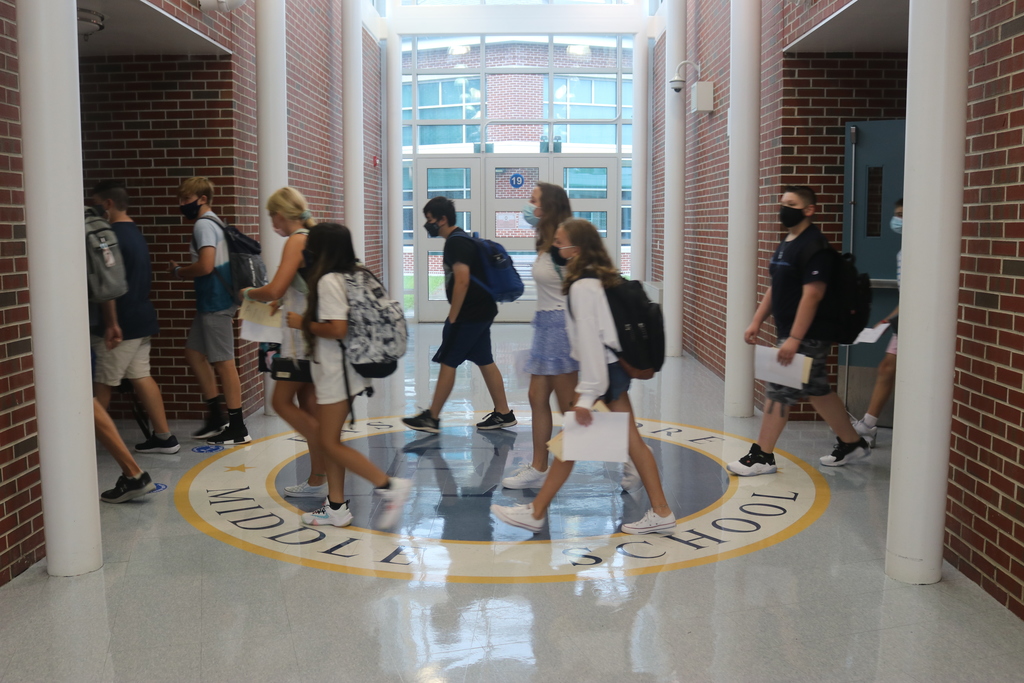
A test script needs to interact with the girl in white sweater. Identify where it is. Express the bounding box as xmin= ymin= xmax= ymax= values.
xmin=491 ymin=219 xmax=676 ymax=535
